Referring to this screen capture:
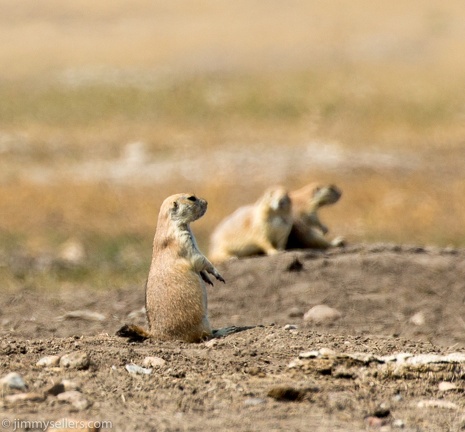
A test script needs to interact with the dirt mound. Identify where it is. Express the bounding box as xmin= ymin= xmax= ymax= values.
xmin=1 ymin=244 xmax=465 ymax=431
